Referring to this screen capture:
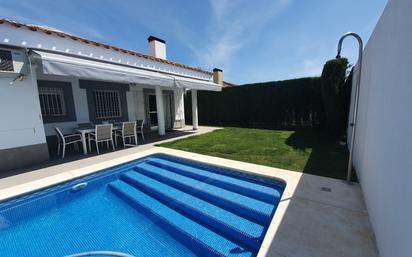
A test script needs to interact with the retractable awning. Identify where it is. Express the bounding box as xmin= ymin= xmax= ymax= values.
xmin=174 ymin=75 xmax=223 ymax=91
xmin=31 ymin=50 xmax=222 ymax=91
